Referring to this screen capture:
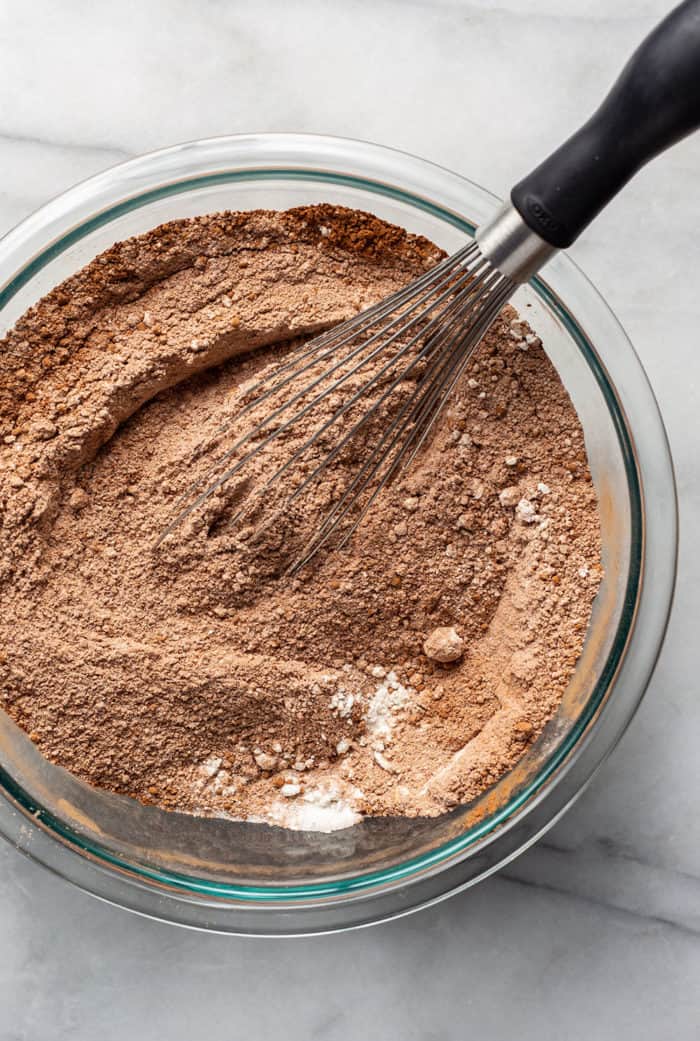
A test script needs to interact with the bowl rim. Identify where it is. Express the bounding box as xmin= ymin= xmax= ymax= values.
xmin=0 ymin=132 xmax=678 ymax=934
